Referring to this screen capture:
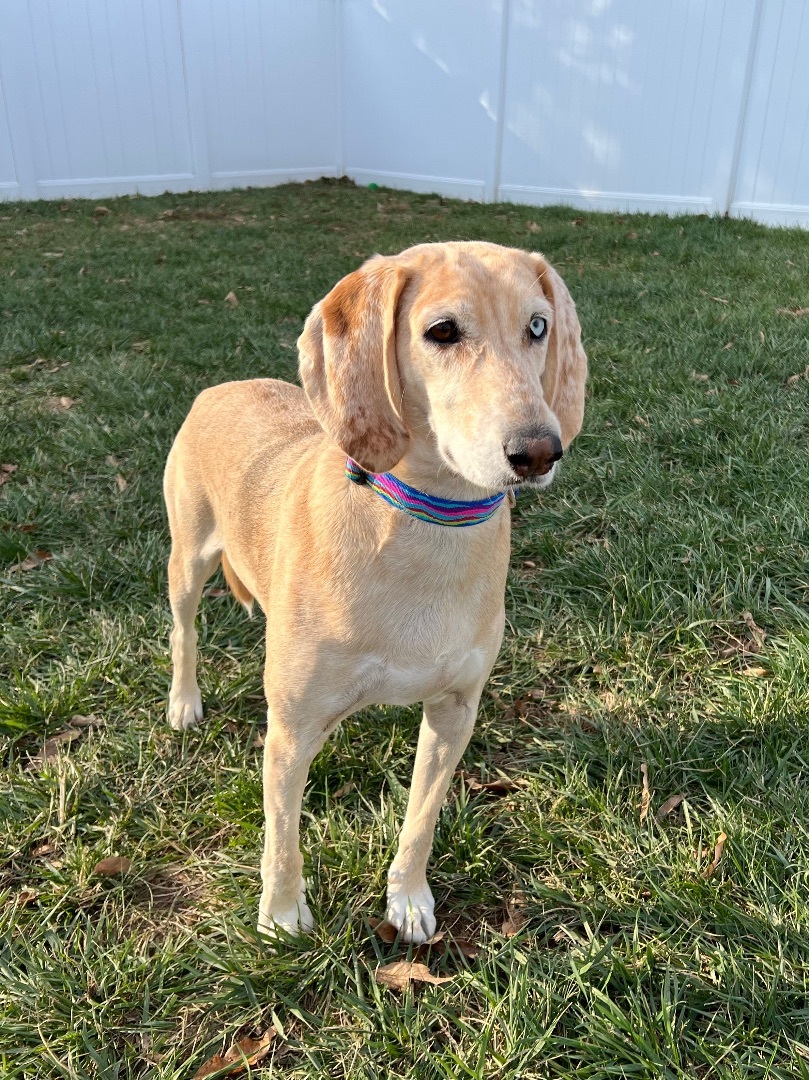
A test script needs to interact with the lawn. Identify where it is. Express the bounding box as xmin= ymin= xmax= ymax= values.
xmin=1 ymin=179 xmax=809 ymax=1079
